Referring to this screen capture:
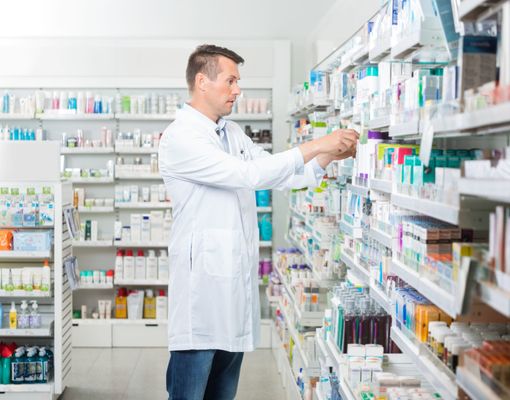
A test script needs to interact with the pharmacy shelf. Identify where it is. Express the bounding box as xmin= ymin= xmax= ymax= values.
xmin=458 ymin=0 xmax=506 ymax=20
xmin=265 ymin=287 xmax=280 ymax=303
xmin=391 ymin=259 xmax=457 ymax=318
xmin=115 ymin=172 xmax=162 ymax=180
xmin=257 ymin=207 xmax=272 ymax=212
xmin=325 ymin=335 xmax=344 ymax=377
xmin=339 ymin=220 xmax=362 ymax=239
xmin=368 ymin=228 xmax=392 ymax=248
xmin=314 ymin=385 xmax=326 ymax=400
xmin=340 ymin=251 xmax=370 ymax=285
xmin=458 ymin=178 xmax=510 ymax=203
xmin=369 ymin=178 xmax=392 ymax=194
xmin=290 ymin=100 xmax=332 ymax=118
xmin=0 ymin=113 xmax=35 ymax=120
xmin=0 ymin=326 xmax=53 ymax=337
xmin=432 ymin=103 xmax=510 ymax=135
xmin=77 ymin=283 xmax=114 ymax=290
xmin=340 ymin=109 xmax=354 ymax=119
xmin=0 ymin=250 xmax=51 ymax=260
xmin=368 ymin=115 xmax=391 ymax=130
xmin=389 ymin=120 xmax=420 ymax=138
xmin=315 ymin=332 xmax=331 ymax=365
xmin=370 ymin=282 xmax=392 ymax=315
xmin=390 ymin=30 xmax=423 ymax=60
xmin=37 ymin=113 xmax=114 ymax=120
xmin=116 ymin=113 xmax=175 ymax=121
xmin=478 ymin=281 xmax=510 ymax=318
xmin=114 ymin=241 xmax=167 ymax=248
xmin=114 ymin=279 xmax=167 ymax=286
xmin=72 ymin=318 xmax=167 ymax=325
xmin=369 ymin=39 xmax=391 ymax=62
xmin=351 ymin=47 xmax=369 ymax=65
xmin=337 ymin=377 xmax=357 ymax=400
xmin=0 ymin=383 xmax=53 ymax=393
xmin=77 ymin=206 xmax=115 ymax=213
xmin=456 ymin=366 xmax=500 ymax=400
xmin=279 ymin=299 xmax=320 ymax=376
xmin=115 ymin=202 xmax=172 ymax=209
xmin=228 ymin=113 xmax=272 ymax=121
xmin=114 ymin=147 xmax=158 ymax=154
xmin=0 ymin=289 xmax=51 ymax=298
xmin=260 ymin=241 xmax=272 ymax=248
xmin=391 ymin=193 xmax=459 ymax=225
xmin=346 ymin=183 xmax=369 ymax=198
xmin=67 ymin=177 xmax=114 ymax=184
xmin=391 ymin=326 xmax=457 ymax=400
xmin=72 ymin=240 xmax=113 ymax=248
xmin=258 ymin=143 xmax=273 ymax=151
xmin=61 ymin=147 xmax=114 ymax=154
